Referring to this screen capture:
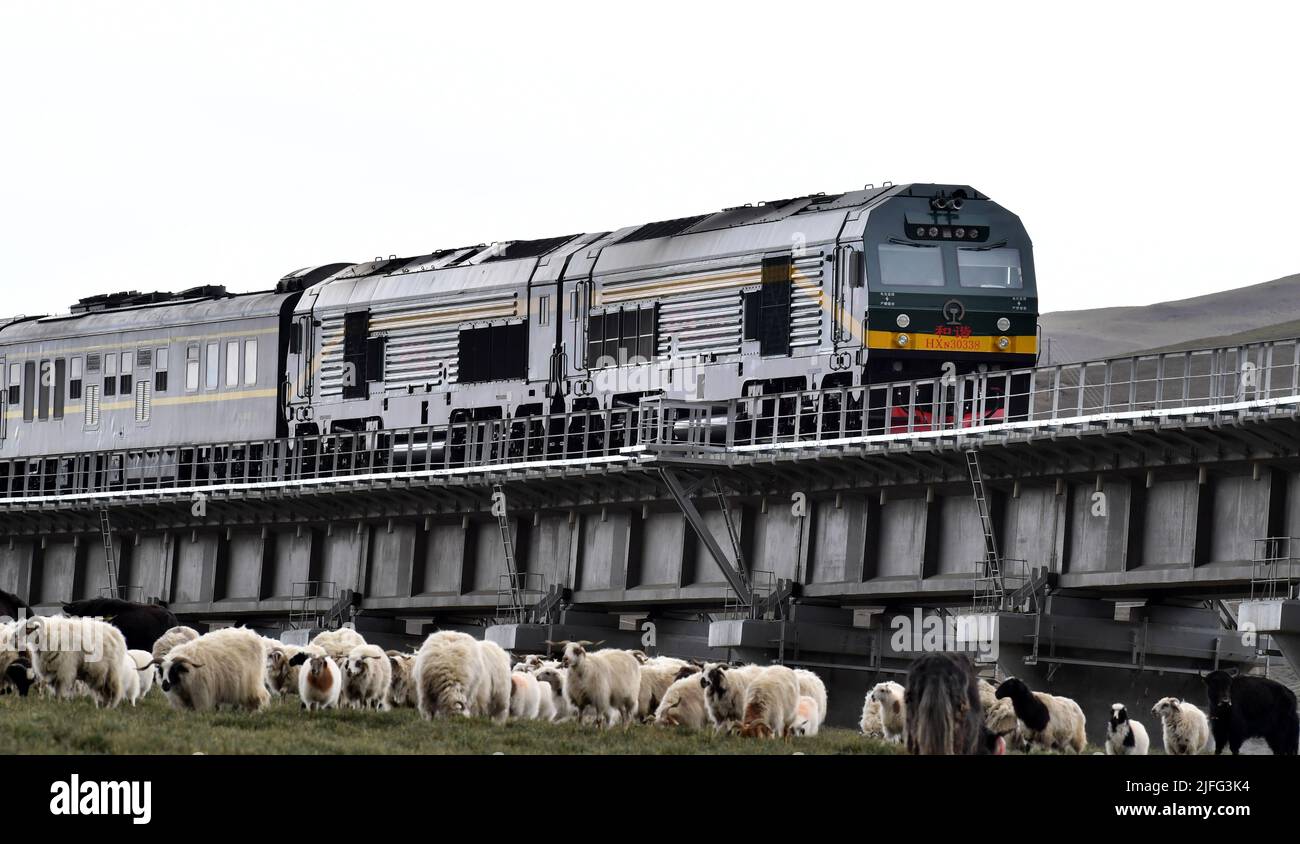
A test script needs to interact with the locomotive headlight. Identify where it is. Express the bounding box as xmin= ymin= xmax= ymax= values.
xmin=895 ymin=313 xmax=910 ymax=328
xmin=997 ymin=336 xmax=1011 ymax=350
xmin=896 ymin=333 xmax=910 ymax=347
xmin=996 ymin=317 xmax=1011 ymax=332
